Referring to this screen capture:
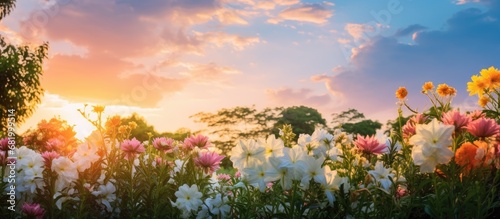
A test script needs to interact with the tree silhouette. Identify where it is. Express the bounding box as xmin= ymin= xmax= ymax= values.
xmin=0 ymin=0 xmax=16 ymax=20
xmin=191 ymin=105 xmax=282 ymax=155
xmin=0 ymin=0 xmax=48 ymax=133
